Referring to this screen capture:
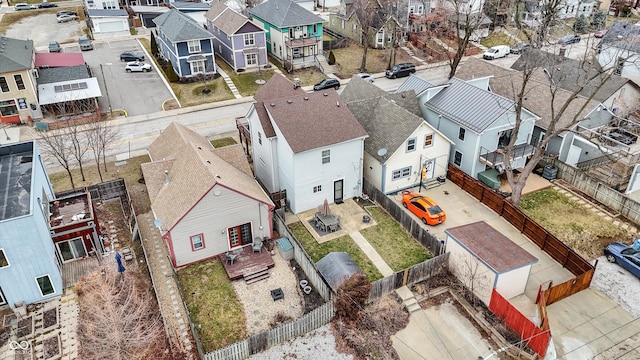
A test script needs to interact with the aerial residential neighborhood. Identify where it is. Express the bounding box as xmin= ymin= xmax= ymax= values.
xmin=1 ymin=0 xmax=640 ymax=359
